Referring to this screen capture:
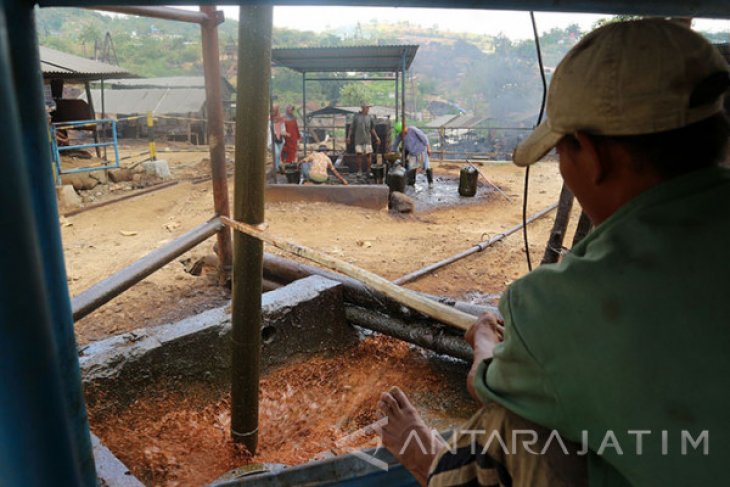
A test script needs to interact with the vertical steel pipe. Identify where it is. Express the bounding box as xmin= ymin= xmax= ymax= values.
xmin=0 ymin=3 xmax=94 ymax=485
xmin=401 ymin=51 xmax=406 ymax=164
xmin=395 ymin=71 xmax=399 ymax=122
xmin=200 ymin=6 xmax=233 ymax=279
xmin=302 ymin=71 xmax=307 ymax=157
xmin=231 ymin=4 xmax=272 ymax=454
